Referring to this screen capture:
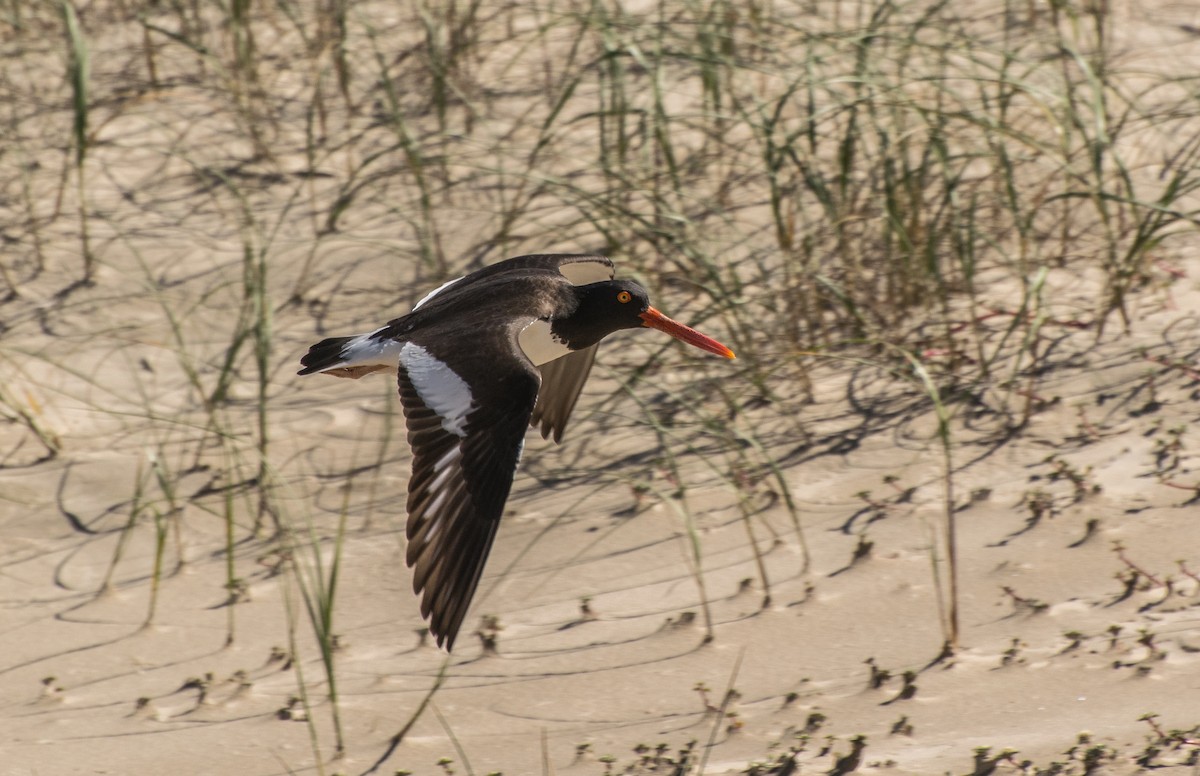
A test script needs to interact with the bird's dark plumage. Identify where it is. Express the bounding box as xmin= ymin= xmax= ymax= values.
xmin=299 ymin=253 xmax=734 ymax=650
